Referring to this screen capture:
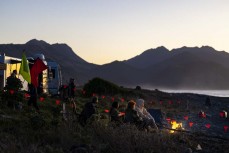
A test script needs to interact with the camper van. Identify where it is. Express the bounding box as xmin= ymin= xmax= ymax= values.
xmin=47 ymin=61 xmax=62 ymax=95
xmin=0 ymin=53 xmax=62 ymax=95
